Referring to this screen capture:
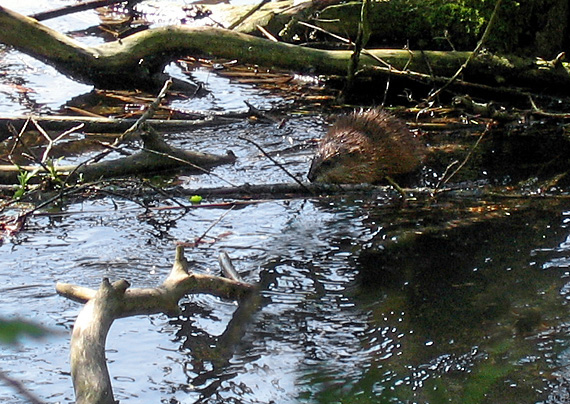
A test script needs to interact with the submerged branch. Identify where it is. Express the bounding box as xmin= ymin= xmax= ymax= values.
xmin=30 ymin=0 xmax=135 ymax=21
